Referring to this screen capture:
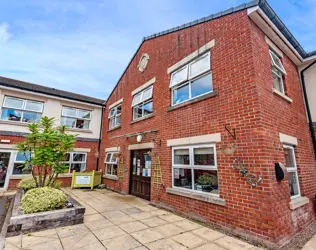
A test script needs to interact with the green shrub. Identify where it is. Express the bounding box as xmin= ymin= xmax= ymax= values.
xmin=18 ymin=177 xmax=62 ymax=191
xmin=20 ymin=187 xmax=67 ymax=214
